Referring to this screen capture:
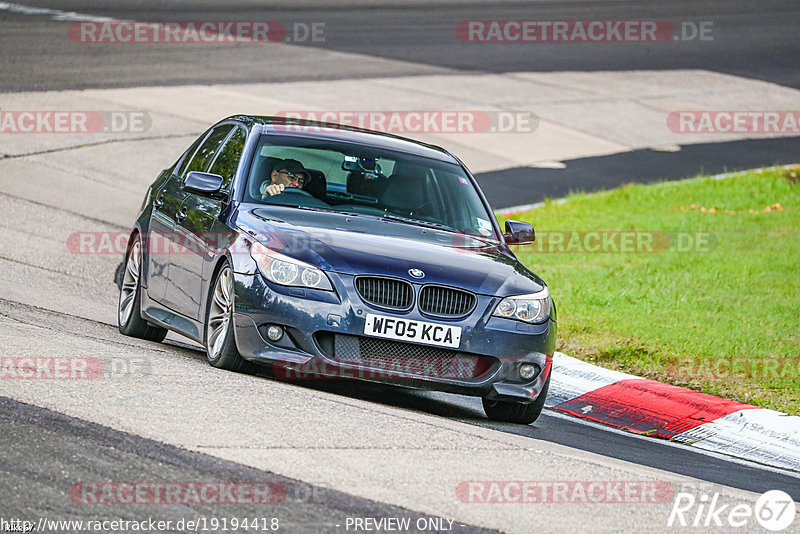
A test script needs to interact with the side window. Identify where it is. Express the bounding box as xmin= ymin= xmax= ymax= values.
xmin=175 ymin=131 xmax=209 ymax=178
xmin=184 ymin=125 xmax=235 ymax=176
xmin=208 ymin=127 xmax=246 ymax=190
